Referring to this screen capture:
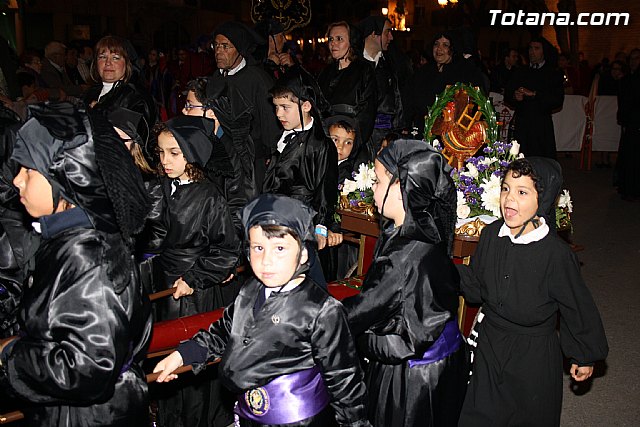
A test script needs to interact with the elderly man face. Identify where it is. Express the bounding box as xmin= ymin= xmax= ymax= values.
xmin=47 ymin=44 xmax=67 ymax=67
xmin=214 ymin=34 xmax=241 ymax=71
